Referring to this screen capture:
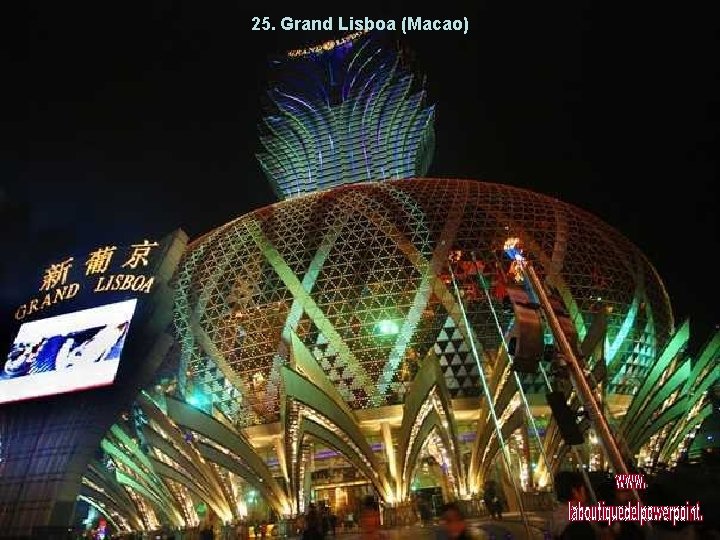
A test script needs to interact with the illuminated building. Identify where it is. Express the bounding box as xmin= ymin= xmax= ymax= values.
xmin=76 ymin=34 xmax=714 ymax=531
xmin=175 ymin=178 xmax=673 ymax=423
xmin=257 ymin=32 xmax=434 ymax=199
xmin=2 ymin=32 xmax=719 ymax=537
xmin=79 ymin=175 xmax=718 ymax=531
xmin=0 ymin=234 xmax=188 ymax=538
